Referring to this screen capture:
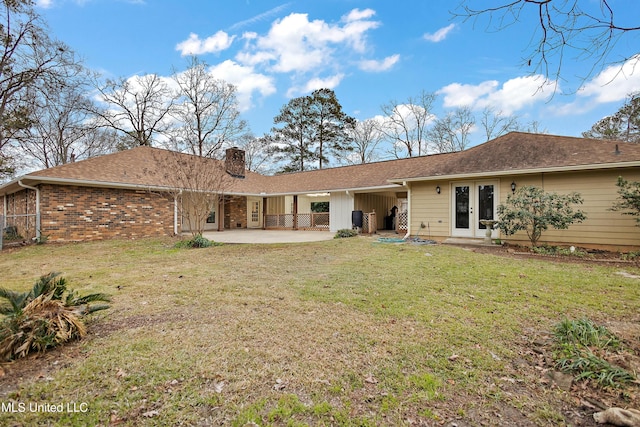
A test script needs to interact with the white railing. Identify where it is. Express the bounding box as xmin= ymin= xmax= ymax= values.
xmin=397 ymin=211 xmax=408 ymax=232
